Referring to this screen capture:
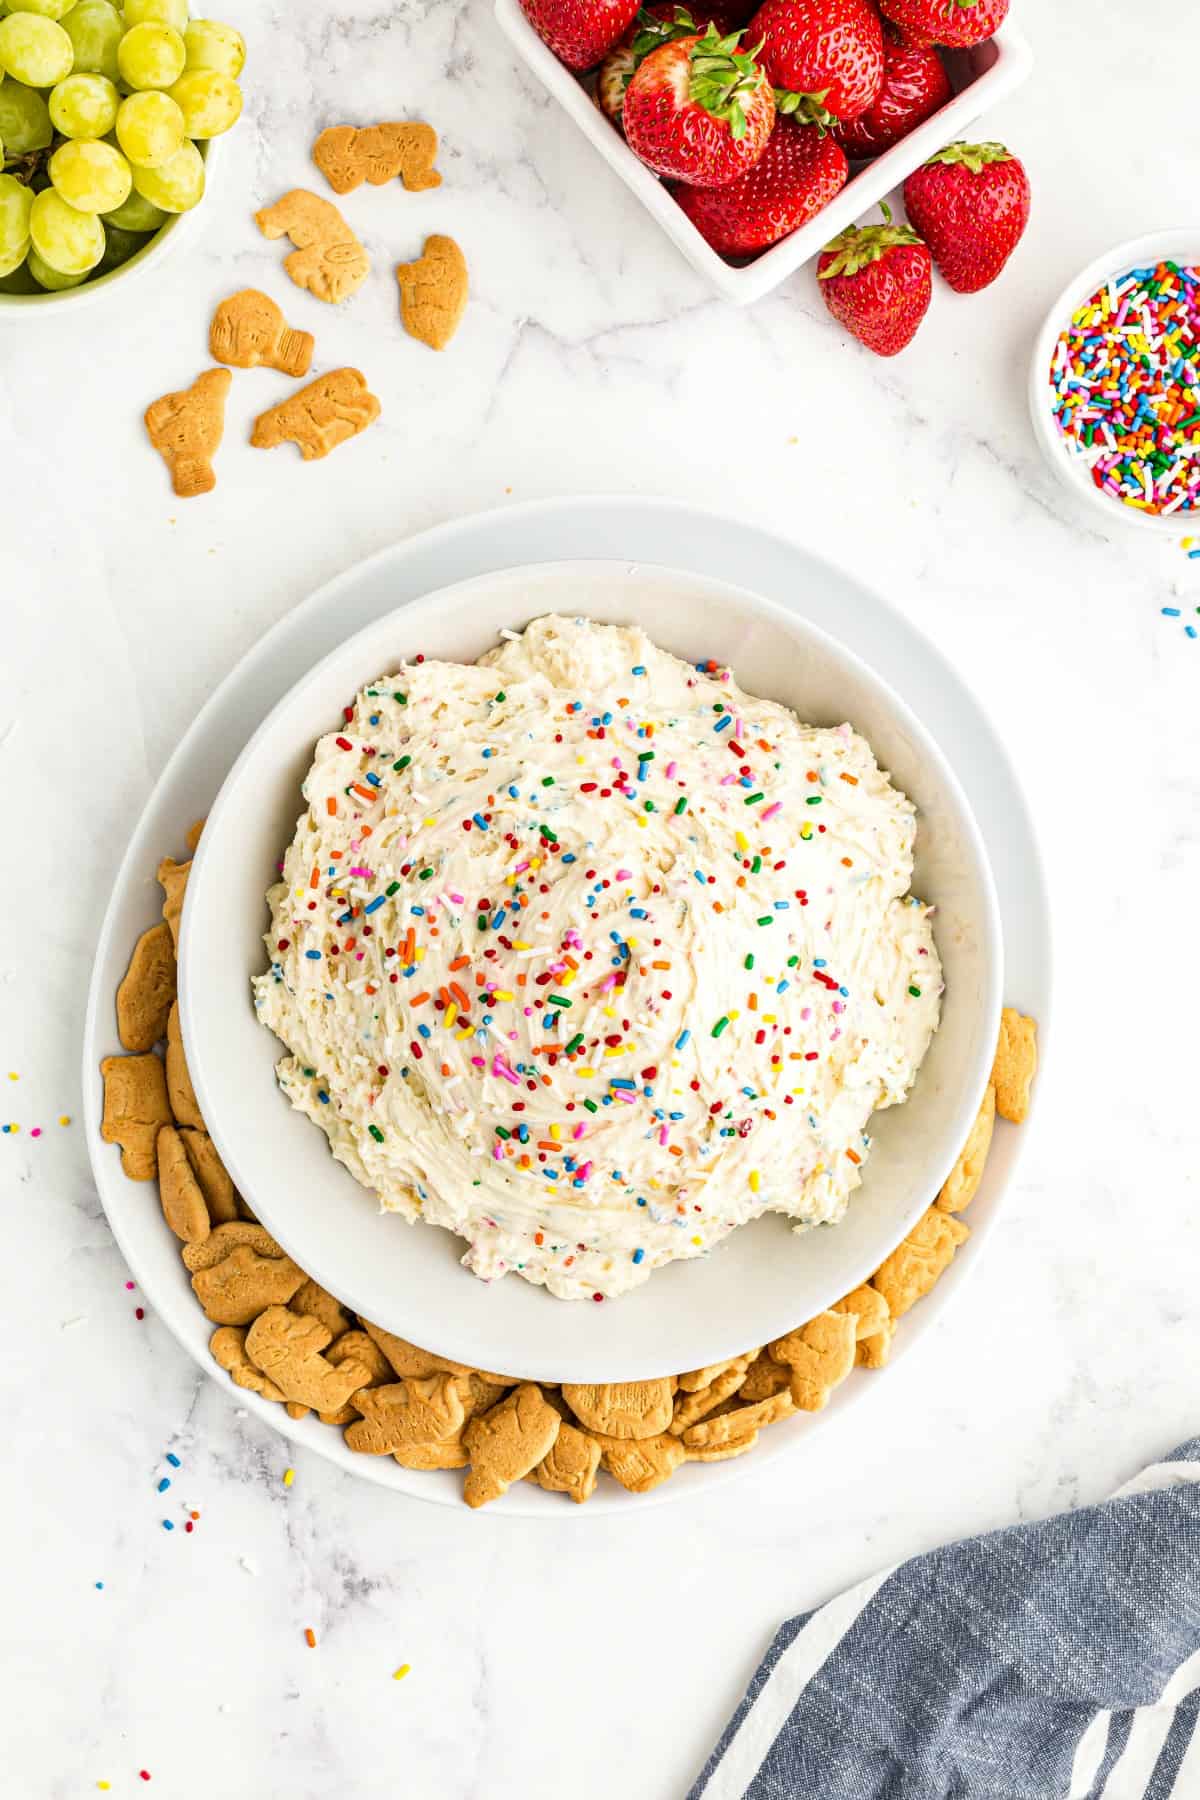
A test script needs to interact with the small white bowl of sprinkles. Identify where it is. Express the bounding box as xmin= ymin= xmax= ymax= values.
xmin=1030 ymin=230 xmax=1200 ymax=543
